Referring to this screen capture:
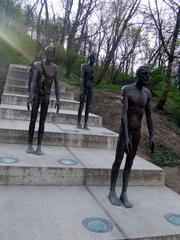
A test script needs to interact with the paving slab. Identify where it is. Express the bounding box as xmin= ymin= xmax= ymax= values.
xmin=0 ymin=186 xmax=124 ymax=240
xmin=1 ymin=93 xmax=80 ymax=110
xmin=0 ymin=104 xmax=102 ymax=126
xmin=0 ymin=143 xmax=164 ymax=186
xmin=88 ymin=186 xmax=180 ymax=239
xmin=0 ymin=185 xmax=179 ymax=239
xmin=69 ymin=147 xmax=165 ymax=186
